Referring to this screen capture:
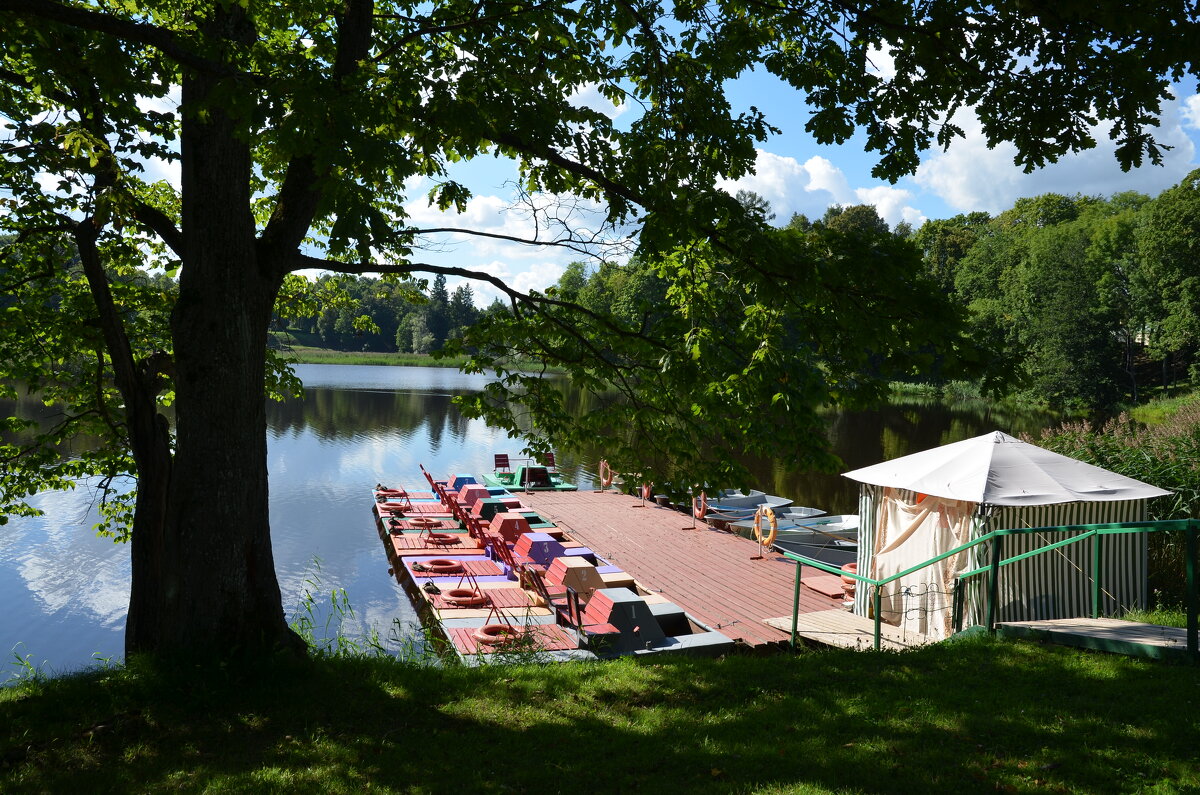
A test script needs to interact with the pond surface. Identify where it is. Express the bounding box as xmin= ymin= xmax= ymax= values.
xmin=0 ymin=365 xmax=1055 ymax=678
